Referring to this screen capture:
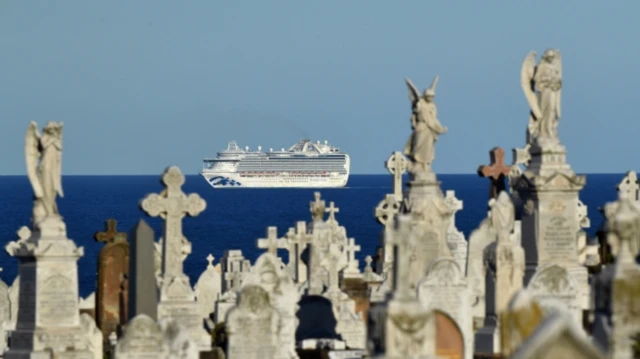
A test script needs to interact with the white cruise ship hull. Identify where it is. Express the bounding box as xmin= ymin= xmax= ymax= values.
xmin=201 ymin=172 xmax=349 ymax=188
